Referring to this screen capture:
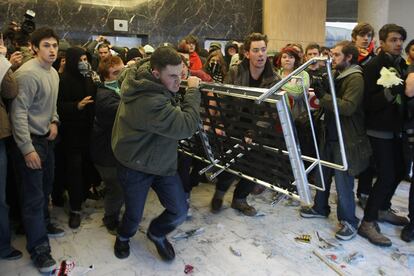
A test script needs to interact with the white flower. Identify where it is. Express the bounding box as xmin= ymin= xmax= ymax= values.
xmin=377 ymin=67 xmax=403 ymax=88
